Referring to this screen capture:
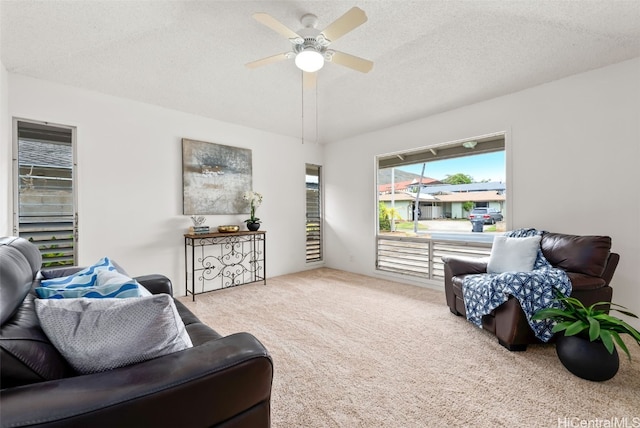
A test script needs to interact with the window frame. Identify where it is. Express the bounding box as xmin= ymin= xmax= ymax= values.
xmin=12 ymin=118 xmax=78 ymax=267
xmin=305 ymin=163 xmax=323 ymax=263
xmin=375 ymin=132 xmax=507 ymax=279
